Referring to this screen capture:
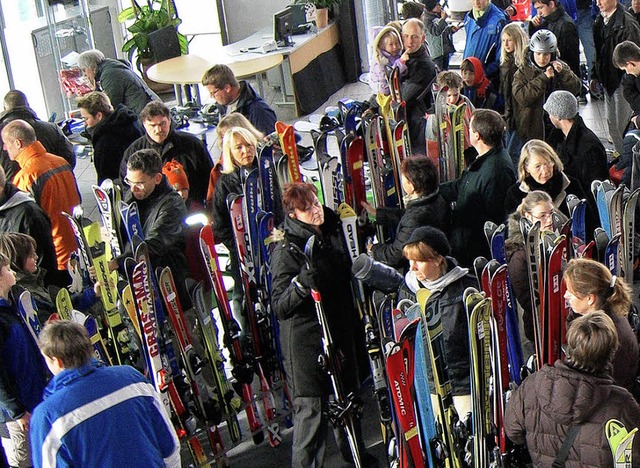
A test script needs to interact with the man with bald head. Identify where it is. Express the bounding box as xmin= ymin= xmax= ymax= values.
xmin=1 ymin=120 xmax=80 ymax=280
xmin=401 ymin=18 xmax=437 ymax=152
